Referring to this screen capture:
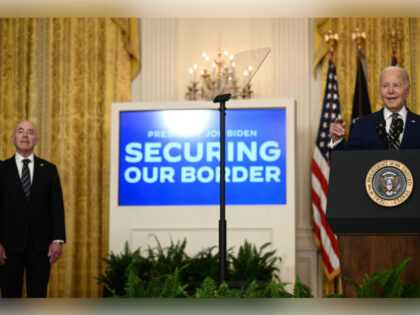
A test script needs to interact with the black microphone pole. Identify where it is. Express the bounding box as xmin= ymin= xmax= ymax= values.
xmin=213 ymin=93 xmax=231 ymax=285
xmin=376 ymin=118 xmax=389 ymax=149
